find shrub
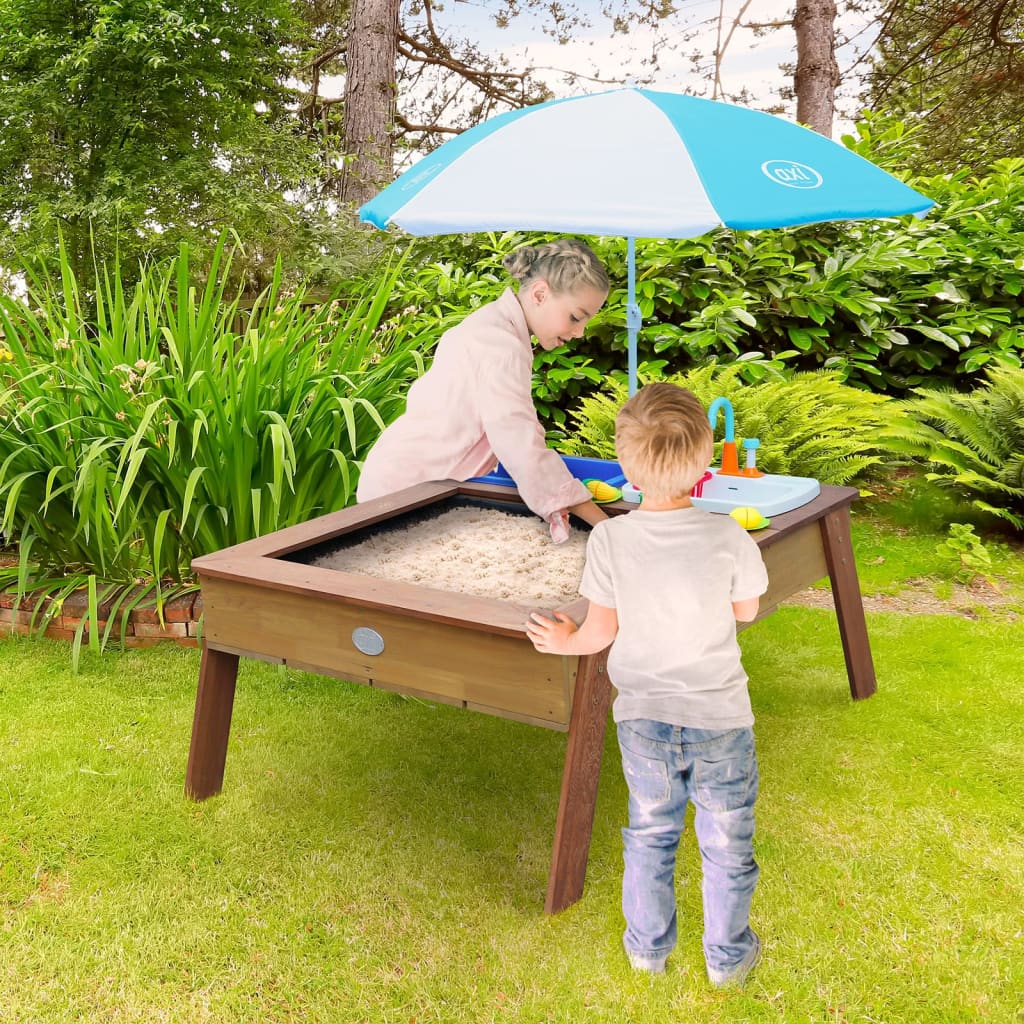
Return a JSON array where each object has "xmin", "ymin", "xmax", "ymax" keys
[
  {"xmin": 559, "ymin": 366, "xmax": 898, "ymax": 486},
  {"xmin": 0, "ymin": 239, "xmax": 425, "ymax": 601},
  {"xmin": 882, "ymin": 366, "xmax": 1024, "ymax": 530},
  {"xmin": 381, "ymin": 119, "xmax": 1024, "ymax": 420}
]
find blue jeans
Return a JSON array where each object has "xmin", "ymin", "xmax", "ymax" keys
[{"xmin": 616, "ymin": 719, "xmax": 760, "ymax": 977}]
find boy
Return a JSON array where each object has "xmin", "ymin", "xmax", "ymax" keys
[{"xmin": 525, "ymin": 382, "xmax": 768, "ymax": 985}]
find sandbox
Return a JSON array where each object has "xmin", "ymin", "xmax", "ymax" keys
[{"xmin": 185, "ymin": 477, "xmax": 875, "ymax": 913}]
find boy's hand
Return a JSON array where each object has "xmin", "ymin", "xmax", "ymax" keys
[{"xmin": 525, "ymin": 611, "xmax": 578, "ymax": 654}]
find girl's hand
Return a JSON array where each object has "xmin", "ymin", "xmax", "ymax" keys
[
  {"xmin": 525, "ymin": 611, "xmax": 578, "ymax": 654},
  {"xmin": 568, "ymin": 498, "xmax": 608, "ymax": 527},
  {"xmin": 547, "ymin": 510, "xmax": 571, "ymax": 544}
]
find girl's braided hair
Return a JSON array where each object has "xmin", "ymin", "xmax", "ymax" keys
[{"xmin": 502, "ymin": 238, "xmax": 609, "ymax": 295}]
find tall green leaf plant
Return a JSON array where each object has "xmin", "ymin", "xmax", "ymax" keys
[{"xmin": 0, "ymin": 238, "xmax": 425, "ymax": 641}]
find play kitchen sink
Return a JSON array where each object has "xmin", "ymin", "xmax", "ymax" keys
[{"xmin": 689, "ymin": 468, "xmax": 820, "ymax": 517}]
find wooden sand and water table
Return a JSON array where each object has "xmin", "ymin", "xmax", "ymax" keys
[{"xmin": 185, "ymin": 478, "xmax": 875, "ymax": 913}]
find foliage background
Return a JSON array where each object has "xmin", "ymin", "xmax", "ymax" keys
[
  {"xmin": 0, "ymin": 0, "xmax": 373, "ymax": 291},
  {"xmin": 0, "ymin": 240, "xmax": 426, "ymax": 592}
]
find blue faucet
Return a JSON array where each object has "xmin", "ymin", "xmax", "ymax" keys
[
  {"xmin": 708, "ymin": 396, "xmax": 735, "ymax": 443},
  {"xmin": 707, "ymin": 396, "xmax": 740, "ymax": 475}
]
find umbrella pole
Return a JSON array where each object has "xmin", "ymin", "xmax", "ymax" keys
[{"xmin": 626, "ymin": 236, "xmax": 641, "ymax": 397}]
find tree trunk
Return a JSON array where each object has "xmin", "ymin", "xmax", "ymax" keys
[
  {"xmin": 340, "ymin": 0, "xmax": 399, "ymax": 208},
  {"xmin": 794, "ymin": 0, "xmax": 840, "ymax": 136}
]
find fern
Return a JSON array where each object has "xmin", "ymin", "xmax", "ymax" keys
[
  {"xmin": 882, "ymin": 367, "xmax": 1024, "ymax": 529},
  {"xmin": 560, "ymin": 367, "xmax": 898, "ymax": 486}
]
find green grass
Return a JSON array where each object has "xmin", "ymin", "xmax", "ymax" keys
[
  {"xmin": 849, "ymin": 510, "xmax": 1024, "ymax": 598},
  {"xmin": 822, "ymin": 472, "xmax": 1024, "ymax": 603},
  {"xmin": 2, "ymin": 600, "xmax": 1023, "ymax": 1022}
]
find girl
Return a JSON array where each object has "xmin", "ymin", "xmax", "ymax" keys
[{"xmin": 357, "ymin": 239, "xmax": 611, "ymax": 541}]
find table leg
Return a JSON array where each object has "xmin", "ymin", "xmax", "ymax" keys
[
  {"xmin": 545, "ymin": 649, "xmax": 613, "ymax": 914},
  {"xmin": 819, "ymin": 507, "xmax": 877, "ymax": 700},
  {"xmin": 185, "ymin": 644, "xmax": 240, "ymax": 800}
]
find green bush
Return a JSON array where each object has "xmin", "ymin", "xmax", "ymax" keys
[
  {"xmin": 381, "ymin": 117, "xmax": 1024, "ymax": 422},
  {"xmin": 0, "ymin": 239, "xmax": 425, "ymax": 600},
  {"xmin": 559, "ymin": 366, "xmax": 898, "ymax": 486},
  {"xmin": 934, "ymin": 523, "xmax": 997, "ymax": 586},
  {"xmin": 882, "ymin": 366, "xmax": 1024, "ymax": 530}
]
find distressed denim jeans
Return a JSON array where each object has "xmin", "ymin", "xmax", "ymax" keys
[{"xmin": 616, "ymin": 719, "xmax": 760, "ymax": 978}]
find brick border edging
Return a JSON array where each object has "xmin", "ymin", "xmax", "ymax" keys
[{"xmin": 0, "ymin": 585, "xmax": 203, "ymax": 648}]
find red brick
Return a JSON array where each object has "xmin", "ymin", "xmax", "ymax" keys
[
  {"xmin": 119, "ymin": 585, "xmax": 160, "ymax": 623},
  {"xmin": 60, "ymin": 588, "xmax": 119, "ymax": 620},
  {"xmin": 43, "ymin": 625, "xmax": 76, "ymax": 642},
  {"xmin": 133, "ymin": 621, "xmax": 189, "ymax": 638},
  {"xmin": 0, "ymin": 592, "xmax": 50, "ymax": 614},
  {"xmin": 122, "ymin": 635, "xmax": 164, "ymax": 648},
  {"xmin": 163, "ymin": 592, "xmax": 198, "ymax": 623},
  {"xmin": 1, "ymin": 581, "xmax": 203, "ymax": 648},
  {"xmin": 60, "ymin": 617, "xmax": 110, "ymax": 634},
  {"xmin": 10, "ymin": 609, "xmax": 48, "ymax": 628}
]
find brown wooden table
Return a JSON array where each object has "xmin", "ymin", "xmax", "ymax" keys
[{"xmin": 185, "ymin": 479, "xmax": 874, "ymax": 913}]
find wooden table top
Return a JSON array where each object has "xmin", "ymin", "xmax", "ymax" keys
[{"xmin": 191, "ymin": 479, "xmax": 859, "ymax": 639}]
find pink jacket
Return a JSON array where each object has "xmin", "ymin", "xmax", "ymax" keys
[{"xmin": 356, "ymin": 288, "xmax": 590, "ymax": 520}]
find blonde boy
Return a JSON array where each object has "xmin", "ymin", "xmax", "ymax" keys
[{"xmin": 526, "ymin": 382, "xmax": 768, "ymax": 985}]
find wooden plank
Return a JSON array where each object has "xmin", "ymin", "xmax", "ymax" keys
[
  {"xmin": 206, "ymin": 641, "xmax": 284, "ymax": 665},
  {"xmin": 192, "ymin": 481, "xmax": 461, "ymax": 566},
  {"xmin": 195, "ymin": 552, "xmax": 541, "ymax": 638},
  {"xmin": 758, "ymin": 525, "xmax": 829, "ymax": 611},
  {"xmin": 464, "ymin": 702, "xmax": 571, "ymax": 732},
  {"xmin": 287, "ymin": 653, "xmax": 575, "ymax": 730},
  {"xmin": 471, "ymin": 480, "xmax": 862, "ymax": 534},
  {"xmin": 201, "ymin": 577, "xmax": 574, "ymax": 725},
  {"xmin": 753, "ymin": 485, "xmax": 859, "ymax": 548},
  {"xmin": 194, "ymin": 484, "xmax": 858, "ymax": 642}
]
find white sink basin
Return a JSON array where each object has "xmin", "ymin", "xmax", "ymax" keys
[{"xmin": 689, "ymin": 469, "xmax": 821, "ymax": 517}]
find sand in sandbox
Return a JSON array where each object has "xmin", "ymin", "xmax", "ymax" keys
[{"xmin": 311, "ymin": 505, "xmax": 588, "ymax": 607}]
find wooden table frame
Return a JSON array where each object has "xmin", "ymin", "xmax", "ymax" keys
[{"xmin": 185, "ymin": 480, "xmax": 875, "ymax": 913}]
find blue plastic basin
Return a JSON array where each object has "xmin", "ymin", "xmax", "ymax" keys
[{"xmin": 470, "ymin": 455, "xmax": 627, "ymax": 489}]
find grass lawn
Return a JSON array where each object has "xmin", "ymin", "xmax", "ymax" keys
[{"xmin": 2, "ymin": 495, "xmax": 1023, "ymax": 1023}]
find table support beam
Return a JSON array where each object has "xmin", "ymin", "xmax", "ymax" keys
[
  {"xmin": 545, "ymin": 649, "xmax": 613, "ymax": 913},
  {"xmin": 185, "ymin": 644, "xmax": 240, "ymax": 800},
  {"xmin": 820, "ymin": 507, "xmax": 877, "ymax": 700}
]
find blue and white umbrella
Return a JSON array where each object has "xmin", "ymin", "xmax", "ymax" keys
[{"xmin": 360, "ymin": 87, "xmax": 934, "ymax": 393}]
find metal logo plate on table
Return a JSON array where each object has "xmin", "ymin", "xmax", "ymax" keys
[{"xmin": 351, "ymin": 626, "xmax": 385, "ymax": 657}]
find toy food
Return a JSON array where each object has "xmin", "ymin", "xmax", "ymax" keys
[
  {"xmin": 729, "ymin": 506, "xmax": 771, "ymax": 530},
  {"xmin": 582, "ymin": 479, "xmax": 623, "ymax": 503}
]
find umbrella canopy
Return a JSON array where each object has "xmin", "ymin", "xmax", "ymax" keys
[{"xmin": 360, "ymin": 87, "xmax": 934, "ymax": 391}]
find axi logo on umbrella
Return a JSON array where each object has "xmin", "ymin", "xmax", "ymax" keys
[{"xmin": 761, "ymin": 161, "xmax": 823, "ymax": 189}]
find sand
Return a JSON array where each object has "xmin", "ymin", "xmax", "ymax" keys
[{"xmin": 311, "ymin": 505, "xmax": 588, "ymax": 607}]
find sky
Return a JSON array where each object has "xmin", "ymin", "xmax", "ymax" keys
[{"xmin": 321, "ymin": 0, "xmax": 878, "ymax": 138}]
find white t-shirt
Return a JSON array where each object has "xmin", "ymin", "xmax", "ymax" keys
[{"xmin": 579, "ymin": 506, "xmax": 769, "ymax": 729}]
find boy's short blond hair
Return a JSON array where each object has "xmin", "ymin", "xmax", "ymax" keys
[{"xmin": 615, "ymin": 383, "xmax": 713, "ymax": 501}]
